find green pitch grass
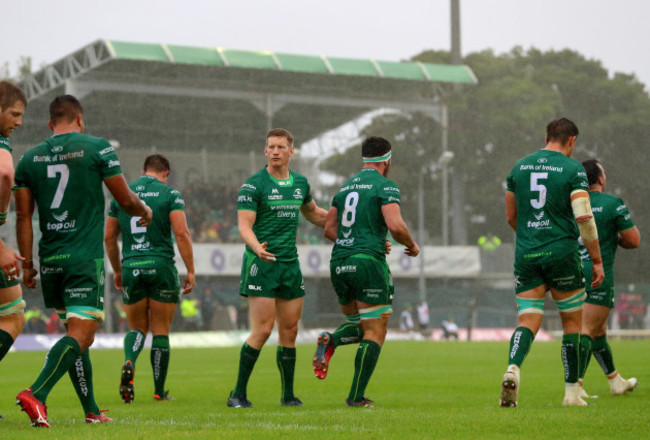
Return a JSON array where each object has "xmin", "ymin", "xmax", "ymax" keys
[{"xmin": 1, "ymin": 339, "xmax": 648, "ymax": 439}]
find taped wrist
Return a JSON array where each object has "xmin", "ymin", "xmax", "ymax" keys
[{"xmin": 571, "ymin": 190, "xmax": 598, "ymax": 242}]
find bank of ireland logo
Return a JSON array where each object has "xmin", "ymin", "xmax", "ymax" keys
[
  {"xmin": 534, "ymin": 211, "xmax": 544, "ymax": 221},
  {"xmin": 136, "ymin": 185, "xmax": 145, "ymax": 191},
  {"xmin": 51, "ymin": 145, "xmax": 63, "ymax": 153},
  {"xmin": 250, "ymin": 263, "xmax": 258, "ymax": 277},
  {"xmin": 537, "ymin": 158, "xmax": 547, "ymax": 164},
  {"xmin": 53, "ymin": 211, "xmax": 69, "ymax": 222}
]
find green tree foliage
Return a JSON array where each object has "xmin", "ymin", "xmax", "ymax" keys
[{"xmin": 320, "ymin": 47, "xmax": 650, "ymax": 282}]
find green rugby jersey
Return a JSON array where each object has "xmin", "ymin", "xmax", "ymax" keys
[
  {"xmin": 108, "ymin": 175, "xmax": 185, "ymax": 264},
  {"xmin": 237, "ymin": 167, "xmax": 313, "ymax": 262},
  {"xmin": 506, "ymin": 149, "xmax": 588, "ymax": 262},
  {"xmin": 0, "ymin": 135, "xmax": 12, "ymax": 152},
  {"xmin": 14, "ymin": 132, "xmax": 123, "ymax": 263},
  {"xmin": 330, "ymin": 168, "xmax": 401, "ymax": 261},
  {"xmin": 579, "ymin": 191, "xmax": 635, "ymax": 289}
]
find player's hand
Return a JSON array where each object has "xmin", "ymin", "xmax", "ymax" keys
[
  {"xmin": 113, "ymin": 272, "xmax": 123, "ymax": 290},
  {"xmin": 182, "ymin": 272, "xmax": 195, "ymax": 295},
  {"xmin": 139, "ymin": 204, "xmax": 153, "ymax": 227},
  {"xmin": 405, "ymin": 242, "xmax": 420, "ymax": 257},
  {"xmin": 385, "ymin": 239, "xmax": 392, "ymax": 255},
  {"xmin": 257, "ymin": 242, "xmax": 277, "ymax": 262},
  {"xmin": 0, "ymin": 245, "xmax": 23, "ymax": 281},
  {"xmin": 22, "ymin": 266, "xmax": 37, "ymax": 289},
  {"xmin": 591, "ymin": 262, "xmax": 605, "ymax": 288}
]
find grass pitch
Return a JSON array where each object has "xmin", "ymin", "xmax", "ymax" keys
[{"xmin": 1, "ymin": 339, "xmax": 648, "ymax": 439}]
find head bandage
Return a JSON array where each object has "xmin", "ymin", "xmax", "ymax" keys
[{"xmin": 363, "ymin": 151, "xmax": 392, "ymax": 163}]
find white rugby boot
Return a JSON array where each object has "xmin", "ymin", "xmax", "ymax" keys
[
  {"xmin": 562, "ymin": 382, "xmax": 589, "ymax": 406},
  {"xmin": 499, "ymin": 365, "xmax": 520, "ymax": 408},
  {"xmin": 609, "ymin": 373, "xmax": 638, "ymax": 396}
]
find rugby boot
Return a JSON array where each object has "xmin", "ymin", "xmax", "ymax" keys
[
  {"xmin": 562, "ymin": 383, "xmax": 589, "ymax": 406},
  {"xmin": 120, "ymin": 360, "xmax": 135, "ymax": 403},
  {"xmin": 313, "ymin": 331, "xmax": 335, "ymax": 379},
  {"xmin": 16, "ymin": 388, "xmax": 50, "ymax": 428},
  {"xmin": 345, "ymin": 397, "xmax": 375, "ymax": 408},
  {"xmin": 153, "ymin": 390, "xmax": 176, "ymax": 401},
  {"xmin": 86, "ymin": 409, "xmax": 113, "ymax": 423},
  {"xmin": 227, "ymin": 392, "xmax": 252, "ymax": 408},
  {"xmin": 280, "ymin": 397, "xmax": 304, "ymax": 407},
  {"xmin": 609, "ymin": 373, "xmax": 638, "ymax": 395},
  {"xmin": 499, "ymin": 365, "xmax": 520, "ymax": 408}
]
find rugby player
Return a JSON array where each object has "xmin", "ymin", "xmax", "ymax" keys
[
  {"xmin": 14, "ymin": 95, "xmax": 152, "ymax": 427},
  {"xmin": 105, "ymin": 154, "xmax": 195, "ymax": 403},
  {"xmin": 227, "ymin": 128, "xmax": 327, "ymax": 408},
  {"xmin": 578, "ymin": 159, "xmax": 640, "ymax": 397},
  {"xmin": 316, "ymin": 136, "xmax": 419, "ymax": 407},
  {"xmin": 500, "ymin": 117, "xmax": 604, "ymax": 407},
  {"xmin": 0, "ymin": 81, "xmax": 27, "ymax": 421}
]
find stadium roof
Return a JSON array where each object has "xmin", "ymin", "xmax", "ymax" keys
[{"xmin": 15, "ymin": 40, "xmax": 477, "ymax": 152}]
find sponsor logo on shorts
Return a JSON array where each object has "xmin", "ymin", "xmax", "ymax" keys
[
  {"xmin": 41, "ymin": 266, "xmax": 64, "ymax": 274},
  {"xmin": 67, "ymin": 287, "xmax": 92, "ymax": 299},
  {"xmin": 553, "ymin": 275, "xmax": 575, "ymax": 286},
  {"xmin": 248, "ymin": 284, "xmax": 262, "ymax": 291},
  {"xmin": 363, "ymin": 289, "xmax": 383, "ymax": 298},
  {"xmin": 335, "ymin": 265, "xmax": 357, "ymax": 274}
]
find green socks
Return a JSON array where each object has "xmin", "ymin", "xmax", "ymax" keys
[
  {"xmin": 124, "ymin": 329, "xmax": 146, "ymax": 365},
  {"xmin": 332, "ymin": 321, "xmax": 363, "ymax": 347},
  {"xmin": 348, "ymin": 339, "xmax": 381, "ymax": 402},
  {"xmin": 232, "ymin": 343, "xmax": 260, "ymax": 397},
  {"xmin": 32, "ymin": 336, "xmax": 81, "ymax": 403},
  {"xmin": 592, "ymin": 335, "xmax": 616, "ymax": 376},
  {"xmin": 277, "ymin": 346, "xmax": 296, "ymax": 402},
  {"xmin": 578, "ymin": 334, "xmax": 593, "ymax": 379},
  {"xmin": 151, "ymin": 335, "xmax": 170, "ymax": 396},
  {"xmin": 562, "ymin": 333, "xmax": 580, "ymax": 383},
  {"xmin": 0, "ymin": 329, "xmax": 14, "ymax": 362},
  {"xmin": 68, "ymin": 349, "xmax": 100, "ymax": 415},
  {"xmin": 507, "ymin": 326, "xmax": 534, "ymax": 367}
]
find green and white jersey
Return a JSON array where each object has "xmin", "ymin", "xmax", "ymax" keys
[
  {"xmin": 0, "ymin": 135, "xmax": 12, "ymax": 153},
  {"xmin": 237, "ymin": 167, "xmax": 313, "ymax": 262},
  {"xmin": 579, "ymin": 191, "xmax": 635, "ymax": 289},
  {"xmin": 14, "ymin": 132, "xmax": 123, "ymax": 263},
  {"xmin": 330, "ymin": 168, "xmax": 401, "ymax": 261},
  {"xmin": 506, "ymin": 149, "xmax": 588, "ymax": 263},
  {"xmin": 108, "ymin": 175, "xmax": 185, "ymax": 264}
]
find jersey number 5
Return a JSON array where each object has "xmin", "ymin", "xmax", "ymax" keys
[{"xmin": 530, "ymin": 172, "xmax": 548, "ymax": 209}]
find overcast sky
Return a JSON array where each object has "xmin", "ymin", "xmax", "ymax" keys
[{"xmin": 2, "ymin": 0, "xmax": 649, "ymax": 89}]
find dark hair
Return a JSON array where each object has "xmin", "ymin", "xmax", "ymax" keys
[
  {"xmin": 50, "ymin": 95, "xmax": 83, "ymax": 125},
  {"xmin": 546, "ymin": 118, "xmax": 579, "ymax": 145},
  {"xmin": 582, "ymin": 159, "xmax": 602, "ymax": 186},
  {"xmin": 266, "ymin": 128, "xmax": 294, "ymax": 146},
  {"xmin": 361, "ymin": 136, "xmax": 392, "ymax": 158},
  {"xmin": 0, "ymin": 80, "xmax": 27, "ymax": 109},
  {"xmin": 144, "ymin": 154, "xmax": 171, "ymax": 173}
]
